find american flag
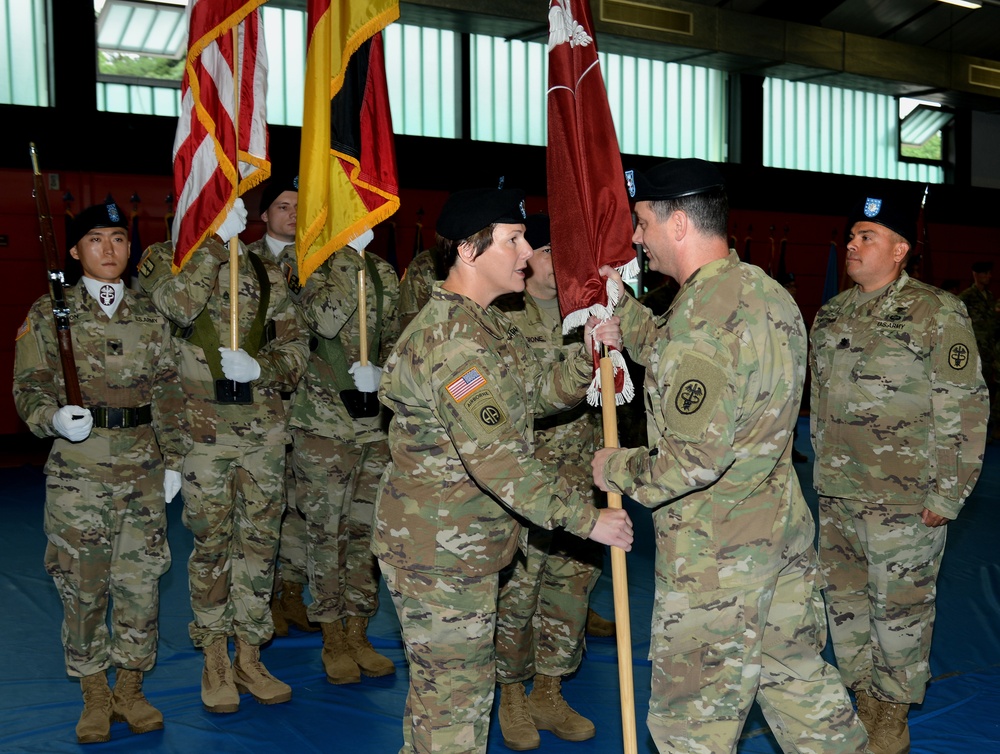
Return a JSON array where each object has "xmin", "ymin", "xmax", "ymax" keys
[
  {"xmin": 171, "ymin": 0, "xmax": 270, "ymax": 271},
  {"xmin": 446, "ymin": 368, "xmax": 486, "ymax": 402}
]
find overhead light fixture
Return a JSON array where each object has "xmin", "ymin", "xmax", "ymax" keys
[{"xmin": 936, "ymin": 0, "xmax": 982, "ymax": 8}]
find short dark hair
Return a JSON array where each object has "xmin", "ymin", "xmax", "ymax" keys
[
  {"xmin": 438, "ymin": 225, "xmax": 497, "ymax": 270},
  {"xmin": 649, "ymin": 186, "xmax": 728, "ymax": 239}
]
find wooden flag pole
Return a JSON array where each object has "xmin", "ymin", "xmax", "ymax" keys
[
  {"xmin": 357, "ymin": 251, "xmax": 369, "ymax": 366},
  {"xmin": 599, "ymin": 349, "xmax": 637, "ymax": 754},
  {"xmin": 228, "ymin": 25, "xmax": 240, "ymax": 350}
]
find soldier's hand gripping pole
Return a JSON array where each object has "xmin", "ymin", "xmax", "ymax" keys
[{"xmin": 30, "ymin": 143, "xmax": 83, "ymax": 407}]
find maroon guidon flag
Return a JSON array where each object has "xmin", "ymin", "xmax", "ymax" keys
[{"xmin": 546, "ymin": 0, "xmax": 636, "ymax": 405}]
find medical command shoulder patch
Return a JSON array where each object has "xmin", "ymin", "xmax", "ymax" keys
[{"xmin": 446, "ymin": 367, "xmax": 487, "ymax": 402}]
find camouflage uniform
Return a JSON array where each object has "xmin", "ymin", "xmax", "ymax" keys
[
  {"xmin": 600, "ymin": 252, "xmax": 867, "ymax": 754},
  {"xmin": 279, "ymin": 245, "xmax": 400, "ymax": 623},
  {"xmin": 397, "ymin": 247, "xmax": 443, "ymax": 330},
  {"xmin": 810, "ymin": 272, "xmax": 988, "ymax": 705},
  {"xmin": 494, "ymin": 292, "xmax": 602, "ymax": 683},
  {"xmin": 139, "ymin": 237, "xmax": 308, "ymax": 648},
  {"xmin": 13, "ymin": 281, "xmax": 183, "ymax": 677},
  {"xmin": 958, "ymin": 282, "xmax": 1000, "ymax": 430},
  {"xmin": 246, "ymin": 237, "xmax": 309, "ymax": 596},
  {"xmin": 374, "ymin": 284, "xmax": 601, "ymax": 754}
]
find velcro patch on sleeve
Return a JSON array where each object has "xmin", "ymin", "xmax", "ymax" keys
[
  {"xmin": 664, "ymin": 351, "xmax": 728, "ymax": 440},
  {"xmin": 138, "ymin": 247, "xmax": 156, "ymax": 278},
  {"xmin": 15, "ymin": 318, "xmax": 30, "ymax": 341},
  {"xmin": 446, "ymin": 367, "xmax": 487, "ymax": 402},
  {"xmin": 942, "ymin": 323, "xmax": 977, "ymax": 384}
]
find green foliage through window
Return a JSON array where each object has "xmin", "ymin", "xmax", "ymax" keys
[{"xmin": 98, "ymin": 52, "xmax": 183, "ymax": 80}]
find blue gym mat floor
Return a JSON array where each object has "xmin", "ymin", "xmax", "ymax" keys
[{"xmin": 1, "ymin": 418, "xmax": 998, "ymax": 753}]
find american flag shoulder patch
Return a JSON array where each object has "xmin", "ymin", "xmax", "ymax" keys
[
  {"xmin": 446, "ymin": 367, "xmax": 487, "ymax": 402},
  {"xmin": 15, "ymin": 318, "xmax": 30, "ymax": 341}
]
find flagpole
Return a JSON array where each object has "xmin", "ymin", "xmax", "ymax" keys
[
  {"xmin": 228, "ymin": 24, "xmax": 241, "ymax": 350},
  {"xmin": 599, "ymin": 350, "xmax": 637, "ymax": 754},
  {"xmin": 357, "ymin": 253, "xmax": 369, "ymax": 366}
]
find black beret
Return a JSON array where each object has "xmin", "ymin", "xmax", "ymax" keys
[
  {"xmin": 847, "ymin": 192, "xmax": 919, "ymax": 246},
  {"xmin": 436, "ymin": 187, "xmax": 527, "ymax": 241},
  {"xmin": 972, "ymin": 261, "xmax": 994, "ymax": 273},
  {"xmin": 625, "ymin": 158, "xmax": 725, "ymax": 202},
  {"xmin": 259, "ymin": 174, "xmax": 299, "ymax": 216},
  {"xmin": 70, "ymin": 202, "xmax": 128, "ymax": 248},
  {"xmin": 523, "ymin": 213, "xmax": 551, "ymax": 250}
]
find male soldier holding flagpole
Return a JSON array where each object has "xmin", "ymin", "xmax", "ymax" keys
[
  {"xmin": 139, "ymin": 199, "xmax": 309, "ymax": 714},
  {"xmin": 593, "ymin": 159, "xmax": 868, "ymax": 754}
]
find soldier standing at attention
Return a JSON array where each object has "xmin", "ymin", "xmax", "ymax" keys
[
  {"xmin": 373, "ymin": 186, "xmax": 633, "ymax": 754},
  {"xmin": 13, "ymin": 202, "xmax": 184, "ymax": 744},
  {"xmin": 139, "ymin": 198, "xmax": 309, "ymax": 714},
  {"xmin": 494, "ymin": 213, "xmax": 606, "ymax": 750},
  {"xmin": 959, "ymin": 260, "xmax": 1000, "ymax": 440},
  {"xmin": 246, "ymin": 175, "xmax": 318, "ymax": 636},
  {"xmin": 810, "ymin": 191, "xmax": 988, "ymax": 754},
  {"xmin": 277, "ymin": 222, "xmax": 400, "ymax": 685},
  {"xmin": 592, "ymin": 159, "xmax": 868, "ymax": 754}
]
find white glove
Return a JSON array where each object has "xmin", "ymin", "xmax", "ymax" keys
[
  {"xmin": 164, "ymin": 469, "xmax": 182, "ymax": 504},
  {"xmin": 52, "ymin": 405, "xmax": 94, "ymax": 442},
  {"xmin": 348, "ymin": 361, "xmax": 383, "ymax": 393},
  {"xmin": 216, "ymin": 198, "xmax": 248, "ymax": 241},
  {"xmin": 347, "ymin": 228, "xmax": 374, "ymax": 253},
  {"xmin": 219, "ymin": 347, "xmax": 262, "ymax": 382}
]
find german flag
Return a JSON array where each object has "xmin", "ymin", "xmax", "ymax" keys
[{"xmin": 296, "ymin": 0, "xmax": 399, "ymax": 283}]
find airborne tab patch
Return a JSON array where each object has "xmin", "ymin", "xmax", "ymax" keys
[{"xmin": 446, "ymin": 367, "xmax": 487, "ymax": 402}]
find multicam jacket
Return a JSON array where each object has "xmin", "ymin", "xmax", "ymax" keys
[
  {"xmin": 810, "ymin": 271, "xmax": 988, "ymax": 518},
  {"xmin": 601, "ymin": 251, "xmax": 815, "ymax": 592},
  {"xmin": 373, "ymin": 284, "xmax": 600, "ymax": 578},
  {"xmin": 139, "ymin": 237, "xmax": 308, "ymax": 450},
  {"xmin": 14, "ymin": 281, "xmax": 185, "ymax": 481}
]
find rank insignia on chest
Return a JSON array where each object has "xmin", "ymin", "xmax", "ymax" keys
[
  {"xmin": 285, "ymin": 265, "xmax": 302, "ymax": 294},
  {"xmin": 949, "ymin": 343, "xmax": 971, "ymax": 370},
  {"xmin": 446, "ymin": 367, "xmax": 487, "ymax": 402}
]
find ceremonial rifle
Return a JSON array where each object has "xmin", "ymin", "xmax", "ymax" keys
[{"xmin": 30, "ymin": 143, "xmax": 83, "ymax": 407}]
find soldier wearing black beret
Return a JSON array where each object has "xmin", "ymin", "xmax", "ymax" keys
[
  {"xmin": 13, "ymin": 201, "xmax": 185, "ymax": 743},
  {"xmin": 595, "ymin": 158, "xmax": 868, "ymax": 753},
  {"xmin": 373, "ymin": 186, "xmax": 632, "ymax": 752},
  {"xmin": 811, "ymin": 187, "xmax": 988, "ymax": 753}
]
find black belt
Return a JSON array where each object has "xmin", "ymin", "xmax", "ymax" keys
[{"xmin": 89, "ymin": 405, "xmax": 153, "ymax": 429}]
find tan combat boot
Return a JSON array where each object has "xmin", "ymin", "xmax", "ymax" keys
[
  {"xmin": 585, "ymin": 608, "xmax": 616, "ymax": 638},
  {"xmin": 112, "ymin": 668, "xmax": 164, "ymax": 734},
  {"xmin": 321, "ymin": 620, "xmax": 361, "ymax": 684},
  {"xmin": 233, "ymin": 636, "xmax": 292, "ymax": 705},
  {"xmin": 201, "ymin": 637, "xmax": 239, "ymax": 714},
  {"xmin": 279, "ymin": 582, "xmax": 320, "ymax": 632},
  {"xmin": 854, "ymin": 689, "xmax": 882, "ymax": 736},
  {"xmin": 345, "ymin": 616, "xmax": 395, "ymax": 677},
  {"xmin": 76, "ymin": 671, "xmax": 113, "ymax": 744},
  {"xmin": 498, "ymin": 682, "xmax": 540, "ymax": 751},
  {"xmin": 527, "ymin": 674, "xmax": 596, "ymax": 742},
  {"xmin": 868, "ymin": 701, "xmax": 910, "ymax": 754}
]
